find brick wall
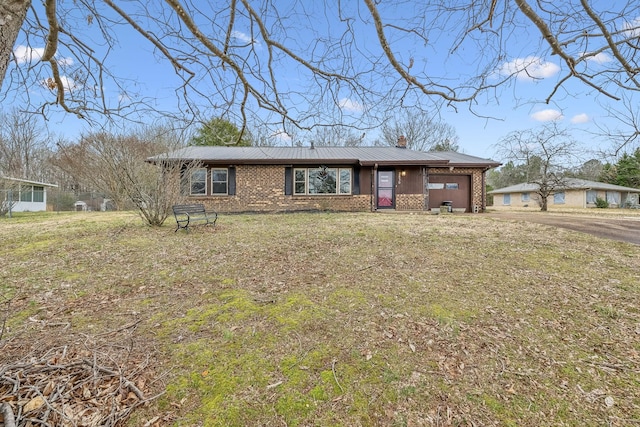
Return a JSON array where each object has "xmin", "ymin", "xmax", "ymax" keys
[
  {"xmin": 190, "ymin": 164, "xmax": 488, "ymax": 213},
  {"xmin": 395, "ymin": 194, "xmax": 424, "ymax": 211},
  {"xmin": 198, "ymin": 165, "xmax": 371, "ymax": 213}
]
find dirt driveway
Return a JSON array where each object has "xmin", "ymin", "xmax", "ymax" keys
[{"xmin": 484, "ymin": 211, "xmax": 640, "ymax": 245}]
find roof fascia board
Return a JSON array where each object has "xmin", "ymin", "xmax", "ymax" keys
[{"xmin": 358, "ymin": 160, "xmax": 450, "ymax": 166}]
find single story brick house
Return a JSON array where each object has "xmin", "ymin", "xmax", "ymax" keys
[
  {"xmin": 489, "ymin": 179, "xmax": 640, "ymax": 209},
  {"xmin": 151, "ymin": 142, "xmax": 501, "ymax": 213},
  {"xmin": 1, "ymin": 177, "xmax": 58, "ymax": 213}
]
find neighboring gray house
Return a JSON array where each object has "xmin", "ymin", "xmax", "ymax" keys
[
  {"xmin": 489, "ymin": 179, "xmax": 640, "ymax": 209},
  {"xmin": 1, "ymin": 177, "xmax": 58, "ymax": 212}
]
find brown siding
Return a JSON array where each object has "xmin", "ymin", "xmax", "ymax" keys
[
  {"xmin": 358, "ymin": 168, "xmax": 372, "ymax": 196},
  {"xmin": 427, "ymin": 174, "xmax": 470, "ymax": 211},
  {"xmin": 428, "ymin": 167, "xmax": 486, "ymax": 212},
  {"xmin": 395, "ymin": 166, "xmax": 423, "ymax": 194}
]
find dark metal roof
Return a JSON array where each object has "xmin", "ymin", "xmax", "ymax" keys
[
  {"xmin": 149, "ymin": 146, "xmax": 501, "ymax": 168},
  {"xmin": 426, "ymin": 151, "xmax": 502, "ymax": 167}
]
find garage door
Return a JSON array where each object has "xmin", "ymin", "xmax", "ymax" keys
[{"xmin": 428, "ymin": 174, "xmax": 471, "ymax": 211}]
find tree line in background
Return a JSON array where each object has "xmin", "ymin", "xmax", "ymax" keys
[
  {"xmin": 2, "ymin": 108, "xmax": 639, "ymax": 220},
  {"xmin": 3, "ymin": 0, "xmax": 640, "ymax": 220},
  {"xmin": 0, "ymin": 109, "xmax": 459, "ymax": 223},
  {"xmin": 489, "ymin": 154, "xmax": 640, "ymax": 191},
  {"xmin": 193, "ymin": 113, "xmax": 460, "ymax": 151}
]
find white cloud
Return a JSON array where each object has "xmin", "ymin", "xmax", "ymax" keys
[
  {"xmin": 232, "ymin": 31, "xmax": 260, "ymax": 47},
  {"xmin": 338, "ymin": 98, "xmax": 363, "ymax": 113},
  {"xmin": 271, "ymin": 129, "xmax": 291, "ymax": 142},
  {"xmin": 570, "ymin": 113, "xmax": 590, "ymax": 124},
  {"xmin": 583, "ymin": 52, "xmax": 612, "ymax": 64},
  {"xmin": 57, "ymin": 56, "xmax": 74, "ymax": 67},
  {"xmin": 497, "ymin": 56, "xmax": 560, "ymax": 81},
  {"xmin": 41, "ymin": 75, "xmax": 79, "ymax": 92},
  {"xmin": 531, "ymin": 109, "xmax": 563, "ymax": 122},
  {"xmin": 13, "ymin": 45, "xmax": 44, "ymax": 64},
  {"xmin": 58, "ymin": 76, "xmax": 78, "ymax": 91},
  {"xmin": 13, "ymin": 44, "xmax": 73, "ymax": 66}
]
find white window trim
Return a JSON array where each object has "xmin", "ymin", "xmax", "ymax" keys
[
  {"xmin": 606, "ymin": 191, "xmax": 620, "ymax": 205},
  {"xmin": 32, "ymin": 186, "xmax": 44, "ymax": 203},
  {"xmin": 190, "ymin": 168, "xmax": 207, "ymax": 196},
  {"xmin": 211, "ymin": 168, "xmax": 229, "ymax": 195},
  {"xmin": 20, "ymin": 185, "xmax": 44, "ymax": 202},
  {"xmin": 20, "ymin": 185, "xmax": 33, "ymax": 202},
  {"xmin": 293, "ymin": 167, "xmax": 352, "ymax": 195},
  {"xmin": 294, "ymin": 168, "xmax": 306, "ymax": 195}
]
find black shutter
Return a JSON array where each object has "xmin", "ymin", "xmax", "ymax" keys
[
  {"xmin": 228, "ymin": 167, "xmax": 236, "ymax": 195},
  {"xmin": 352, "ymin": 167, "xmax": 360, "ymax": 195},
  {"xmin": 180, "ymin": 163, "xmax": 189, "ymax": 195},
  {"xmin": 284, "ymin": 167, "xmax": 293, "ymax": 195}
]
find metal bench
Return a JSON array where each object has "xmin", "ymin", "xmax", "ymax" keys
[{"xmin": 172, "ymin": 204, "xmax": 217, "ymax": 232}]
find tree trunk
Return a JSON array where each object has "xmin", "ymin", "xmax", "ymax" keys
[
  {"xmin": 540, "ymin": 196, "xmax": 548, "ymax": 212},
  {"xmin": 0, "ymin": 0, "xmax": 31, "ymax": 91}
]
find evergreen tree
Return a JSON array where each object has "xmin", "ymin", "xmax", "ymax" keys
[
  {"xmin": 600, "ymin": 149, "xmax": 640, "ymax": 188},
  {"xmin": 190, "ymin": 118, "xmax": 251, "ymax": 147}
]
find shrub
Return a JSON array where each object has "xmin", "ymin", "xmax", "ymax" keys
[{"xmin": 594, "ymin": 197, "xmax": 609, "ymax": 208}]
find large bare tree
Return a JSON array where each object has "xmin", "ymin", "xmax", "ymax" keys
[
  {"xmin": 379, "ymin": 111, "xmax": 459, "ymax": 151},
  {"xmin": 494, "ymin": 122, "xmax": 582, "ymax": 211},
  {"xmin": 1, "ymin": 1, "xmax": 640, "ymax": 144},
  {"xmin": 310, "ymin": 126, "xmax": 366, "ymax": 147},
  {"xmin": 53, "ymin": 125, "xmax": 197, "ymax": 225},
  {"xmin": 0, "ymin": 109, "xmax": 50, "ymax": 180}
]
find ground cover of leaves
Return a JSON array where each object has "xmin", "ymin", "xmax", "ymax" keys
[{"xmin": 1, "ymin": 211, "xmax": 639, "ymax": 426}]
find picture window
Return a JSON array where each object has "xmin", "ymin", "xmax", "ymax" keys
[{"xmin": 293, "ymin": 167, "xmax": 352, "ymax": 195}]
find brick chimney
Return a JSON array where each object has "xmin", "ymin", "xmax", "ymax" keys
[{"xmin": 396, "ymin": 135, "xmax": 407, "ymax": 148}]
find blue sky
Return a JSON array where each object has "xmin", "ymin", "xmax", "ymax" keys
[{"xmin": 4, "ymin": 1, "xmax": 639, "ymax": 161}]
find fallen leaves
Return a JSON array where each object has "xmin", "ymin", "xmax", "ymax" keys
[
  {"xmin": 2, "ymin": 211, "xmax": 640, "ymax": 426},
  {"xmin": 0, "ymin": 346, "xmax": 161, "ymax": 427}
]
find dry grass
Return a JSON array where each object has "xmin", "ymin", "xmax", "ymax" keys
[
  {"xmin": 1, "ymin": 211, "xmax": 639, "ymax": 426},
  {"xmin": 488, "ymin": 205, "xmax": 640, "ymax": 217}
]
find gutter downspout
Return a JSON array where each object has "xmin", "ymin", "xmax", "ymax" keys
[
  {"xmin": 372, "ymin": 163, "xmax": 378, "ymax": 211},
  {"xmin": 481, "ymin": 167, "xmax": 491, "ymax": 213},
  {"xmin": 483, "ymin": 170, "xmax": 486, "ymax": 212},
  {"xmin": 423, "ymin": 166, "xmax": 428, "ymax": 211}
]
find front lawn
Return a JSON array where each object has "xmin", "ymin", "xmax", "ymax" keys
[{"xmin": 1, "ymin": 211, "xmax": 639, "ymax": 426}]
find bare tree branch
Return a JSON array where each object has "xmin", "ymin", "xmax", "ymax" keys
[
  {"xmin": 493, "ymin": 122, "xmax": 583, "ymax": 211},
  {"xmin": 1, "ymin": 0, "xmax": 640, "ymax": 143},
  {"xmin": 364, "ymin": 0, "xmax": 475, "ymax": 103},
  {"xmin": 579, "ymin": 0, "xmax": 640, "ymax": 88}
]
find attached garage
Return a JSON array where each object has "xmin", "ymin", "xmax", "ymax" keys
[
  {"xmin": 150, "ymin": 146, "xmax": 500, "ymax": 213},
  {"xmin": 428, "ymin": 174, "xmax": 471, "ymax": 212}
]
